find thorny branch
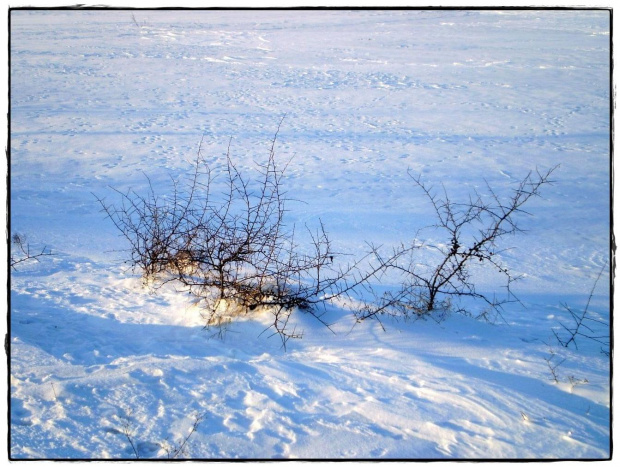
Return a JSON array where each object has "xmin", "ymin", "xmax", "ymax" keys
[
  {"xmin": 356, "ymin": 166, "xmax": 558, "ymax": 324},
  {"xmin": 95, "ymin": 120, "xmax": 383, "ymax": 348},
  {"xmin": 10, "ymin": 233, "xmax": 54, "ymax": 270}
]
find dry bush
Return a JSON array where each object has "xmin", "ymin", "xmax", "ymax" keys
[
  {"xmin": 96, "ymin": 123, "xmax": 379, "ymax": 346},
  {"xmin": 358, "ymin": 166, "xmax": 558, "ymax": 324}
]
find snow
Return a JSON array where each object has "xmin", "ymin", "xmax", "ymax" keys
[{"xmin": 8, "ymin": 8, "xmax": 611, "ymax": 459}]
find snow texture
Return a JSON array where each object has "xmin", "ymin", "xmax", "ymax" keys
[{"xmin": 9, "ymin": 9, "xmax": 611, "ymax": 459}]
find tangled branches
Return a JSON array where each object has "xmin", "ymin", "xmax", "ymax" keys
[
  {"xmin": 96, "ymin": 124, "xmax": 377, "ymax": 347},
  {"xmin": 97, "ymin": 119, "xmax": 558, "ymax": 342},
  {"xmin": 359, "ymin": 166, "xmax": 558, "ymax": 324}
]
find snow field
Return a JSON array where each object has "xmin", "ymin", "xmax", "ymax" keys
[{"xmin": 9, "ymin": 9, "xmax": 610, "ymax": 459}]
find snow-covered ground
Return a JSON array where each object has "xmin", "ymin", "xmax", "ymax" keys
[{"xmin": 8, "ymin": 9, "xmax": 611, "ymax": 459}]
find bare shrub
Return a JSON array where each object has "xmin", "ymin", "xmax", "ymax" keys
[
  {"xmin": 96, "ymin": 123, "xmax": 379, "ymax": 347},
  {"xmin": 358, "ymin": 166, "xmax": 558, "ymax": 323}
]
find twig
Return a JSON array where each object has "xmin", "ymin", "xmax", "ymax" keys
[
  {"xmin": 162, "ymin": 413, "xmax": 205, "ymax": 459},
  {"xmin": 121, "ymin": 418, "xmax": 140, "ymax": 459},
  {"xmin": 10, "ymin": 233, "xmax": 54, "ymax": 270},
  {"xmin": 554, "ymin": 261, "xmax": 608, "ymax": 350}
]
